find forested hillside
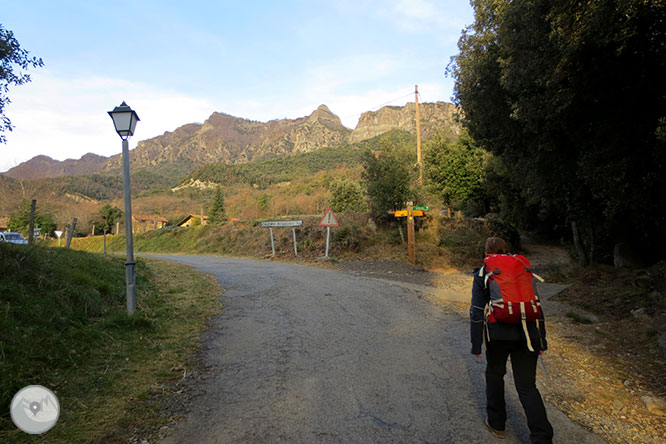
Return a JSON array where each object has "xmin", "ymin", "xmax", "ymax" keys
[{"xmin": 180, "ymin": 130, "xmax": 416, "ymax": 189}]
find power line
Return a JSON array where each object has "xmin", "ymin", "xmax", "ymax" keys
[
  {"xmin": 368, "ymin": 92, "xmax": 415, "ymax": 111},
  {"xmin": 341, "ymin": 91, "xmax": 416, "ymax": 121}
]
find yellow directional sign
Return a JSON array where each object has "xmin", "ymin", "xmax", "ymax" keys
[{"xmin": 394, "ymin": 210, "xmax": 424, "ymax": 217}]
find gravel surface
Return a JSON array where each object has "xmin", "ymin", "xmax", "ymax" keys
[{"xmin": 150, "ymin": 255, "xmax": 605, "ymax": 444}]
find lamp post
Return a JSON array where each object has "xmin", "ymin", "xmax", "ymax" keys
[{"xmin": 108, "ymin": 101, "xmax": 140, "ymax": 315}]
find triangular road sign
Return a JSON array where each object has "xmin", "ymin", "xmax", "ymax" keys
[{"xmin": 319, "ymin": 208, "xmax": 339, "ymax": 227}]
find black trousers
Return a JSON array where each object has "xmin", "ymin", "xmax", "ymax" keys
[{"xmin": 486, "ymin": 339, "xmax": 553, "ymax": 444}]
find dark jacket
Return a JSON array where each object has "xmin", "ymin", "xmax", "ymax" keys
[{"xmin": 470, "ymin": 266, "xmax": 548, "ymax": 355}]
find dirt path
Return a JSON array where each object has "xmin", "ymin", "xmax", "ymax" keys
[
  {"xmin": 334, "ymin": 243, "xmax": 666, "ymax": 444},
  {"xmin": 151, "ymin": 255, "xmax": 603, "ymax": 443}
]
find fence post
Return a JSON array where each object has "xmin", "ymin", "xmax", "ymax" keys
[{"xmin": 65, "ymin": 218, "xmax": 77, "ymax": 248}]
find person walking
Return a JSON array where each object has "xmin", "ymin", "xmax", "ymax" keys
[{"xmin": 470, "ymin": 237, "xmax": 553, "ymax": 443}]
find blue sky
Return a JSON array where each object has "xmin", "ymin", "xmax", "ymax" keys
[{"xmin": 1, "ymin": 0, "xmax": 473, "ymax": 172}]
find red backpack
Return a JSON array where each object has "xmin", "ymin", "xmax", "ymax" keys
[{"xmin": 482, "ymin": 254, "xmax": 544, "ymax": 351}]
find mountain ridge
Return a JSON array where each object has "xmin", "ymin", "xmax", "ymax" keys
[{"xmin": 4, "ymin": 102, "xmax": 459, "ymax": 181}]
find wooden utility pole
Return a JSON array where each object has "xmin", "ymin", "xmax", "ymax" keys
[
  {"xmin": 392, "ymin": 204, "xmax": 427, "ymax": 265},
  {"xmin": 415, "ymin": 85, "xmax": 422, "ymax": 185},
  {"xmin": 407, "ymin": 201, "xmax": 415, "ymax": 265},
  {"xmin": 28, "ymin": 199, "xmax": 36, "ymax": 245},
  {"xmin": 65, "ymin": 217, "xmax": 77, "ymax": 248}
]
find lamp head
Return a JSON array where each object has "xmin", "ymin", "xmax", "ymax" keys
[{"xmin": 108, "ymin": 101, "xmax": 140, "ymax": 140}]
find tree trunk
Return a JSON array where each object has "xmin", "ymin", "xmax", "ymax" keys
[{"xmin": 571, "ymin": 220, "xmax": 588, "ymax": 267}]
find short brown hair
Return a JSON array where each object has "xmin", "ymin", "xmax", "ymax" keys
[{"xmin": 485, "ymin": 237, "xmax": 508, "ymax": 254}]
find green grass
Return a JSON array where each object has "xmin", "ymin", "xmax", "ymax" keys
[{"xmin": 0, "ymin": 243, "xmax": 221, "ymax": 443}]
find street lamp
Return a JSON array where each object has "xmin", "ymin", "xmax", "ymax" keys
[{"xmin": 108, "ymin": 101, "xmax": 140, "ymax": 315}]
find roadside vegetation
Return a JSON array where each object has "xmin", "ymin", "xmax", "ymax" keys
[{"xmin": 0, "ymin": 243, "xmax": 221, "ymax": 443}]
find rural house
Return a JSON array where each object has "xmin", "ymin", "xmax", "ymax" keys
[
  {"xmin": 177, "ymin": 214, "xmax": 208, "ymax": 227},
  {"xmin": 132, "ymin": 214, "xmax": 169, "ymax": 233}
]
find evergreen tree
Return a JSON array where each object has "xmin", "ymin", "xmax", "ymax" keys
[
  {"xmin": 98, "ymin": 204, "xmax": 123, "ymax": 234},
  {"xmin": 208, "ymin": 186, "xmax": 226, "ymax": 224},
  {"xmin": 8, "ymin": 202, "xmax": 56, "ymax": 236}
]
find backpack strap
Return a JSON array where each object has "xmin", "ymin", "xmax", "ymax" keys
[
  {"xmin": 536, "ymin": 320, "xmax": 545, "ymax": 351},
  {"xmin": 483, "ymin": 268, "xmax": 500, "ymax": 288},
  {"xmin": 483, "ymin": 304, "xmax": 492, "ymax": 346},
  {"xmin": 520, "ymin": 302, "xmax": 535, "ymax": 352}
]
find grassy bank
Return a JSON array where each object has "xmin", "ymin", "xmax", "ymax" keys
[
  {"xmin": 0, "ymin": 244, "xmax": 221, "ymax": 442},
  {"xmin": 62, "ymin": 214, "xmax": 519, "ymax": 271}
]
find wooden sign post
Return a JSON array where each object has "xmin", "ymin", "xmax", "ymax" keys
[
  {"xmin": 393, "ymin": 202, "xmax": 428, "ymax": 265},
  {"xmin": 28, "ymin": 199, "xmax": 36, "ymax": 245}
]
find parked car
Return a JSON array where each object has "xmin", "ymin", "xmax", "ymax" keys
[{"xmin": 0, "ymin": 232, "xmax": 28, "ymax": 245}]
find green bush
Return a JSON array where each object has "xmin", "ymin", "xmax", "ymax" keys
[{"xmin": 333, "ymin": 225, "xmax": 368, "ymax": 251}]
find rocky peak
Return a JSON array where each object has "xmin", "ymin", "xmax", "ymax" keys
[
  {"xmin": 315, "ymin": 104, "xmax": 332, "ymax": 114},
  {"xmin": 350, "ymin": 101, "xmax": 460, "ymax": 143},
  {"xmin": 309, "ymin": 104, "xmax": 347, "ymax": 129}
]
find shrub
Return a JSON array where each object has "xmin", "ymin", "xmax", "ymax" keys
[{"xmin": 333, "ymin": 225, "xmax": 368, "ymax": 251}]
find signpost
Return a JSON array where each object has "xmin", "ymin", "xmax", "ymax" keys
[
  {"xmin": 54, "ymin": 230, "xmax": 63, "ymax": 247},
  {"xmin": 319, "ymin": 208, "xmax": 339, "ymax": 258},
  {"xmin": 260, "ymin": 220, "xmax": 302, "ymax": 256},
  {"xmin": 393, "ymin": 202, "xmax": 428, "ymax": 265},
  {"xmin": 394, "ymin": 210, "xmax": 424, "ymax": 217}
]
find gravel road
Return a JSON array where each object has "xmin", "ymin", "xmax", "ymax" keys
[{"xmin": 151, "ymin": 255, "xmax": 605, "ymax": 444}]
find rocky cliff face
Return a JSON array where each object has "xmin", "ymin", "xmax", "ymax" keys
[
  {"xmin": 101, "ymin": 104, "xmax": 351, "ymax": 174},
  {"xmin": 4, "ymin": 101, "xmax": 460, "ymax": 181},
  {"xmin": 350, "ymin": 101, "xmax": 460, "ymax": 143}
]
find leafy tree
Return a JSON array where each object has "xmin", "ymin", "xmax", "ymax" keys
[
  {"xmin": 361, "ymin": 148, "xmax": 414, "ymax": 221},
  {"xmin": 1, "ymin": 25, "xmax": 43, "ymax": 143},
  {"xmin": 424, "ymin": 130, "xmax": 489, "ymax": 210},
  {"xmin": 329, "ymin": 179, "xmax": 367, "ymax": 213},
  {"xmin": 8, "ymin": 202, "xmax": 56, "ymax": 236},
  {"xmin": 450, "ymin": 0, "xmax": 666, "ymax": 264},
  {"xmin": 98, "ymin": 204, "xmax": 123, "ymax": 234},
  {"xmin": 208, "ymin": 186, "xmax": 226, "ymax": 224}
]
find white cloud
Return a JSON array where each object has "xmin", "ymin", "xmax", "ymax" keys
[{"xmin": 1, "ymin": 70, "xmax": 215, "ymax": 172}]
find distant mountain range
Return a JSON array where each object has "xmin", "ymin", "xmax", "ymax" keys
[{"xmin": 3, "ymin": 102, "xmax": 460, "ymax": 181}]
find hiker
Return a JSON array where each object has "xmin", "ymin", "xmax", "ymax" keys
[{"xmin": 470, "ymin": 236, "xmax": 553, "ymax": 443}]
